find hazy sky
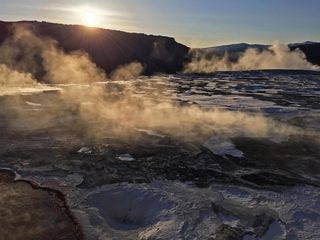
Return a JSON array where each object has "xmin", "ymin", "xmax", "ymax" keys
[{"xmin": 0, "ymin": 0, "xmax": 319, "ymax": 47}]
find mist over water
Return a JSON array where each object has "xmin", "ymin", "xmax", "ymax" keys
[
  {"xmin": 184, "ymin": 42, "xmax": 320, "ymax": 73},
  {"xmin": 0, "ymin": 25, "xmax": 306, "ymax": 142}
]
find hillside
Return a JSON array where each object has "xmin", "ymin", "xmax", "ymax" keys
[
  {"xmin": 290, "ymin": 43, "xmax": 320, "ymax": 66},
  {"xmin": 0, "ymin": 20, "xmax": 189, "ymax": 74}
]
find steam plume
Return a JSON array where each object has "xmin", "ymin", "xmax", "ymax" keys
[
  {"xmin": 0, "ymin": 25, "xmax": 306, "ymax": 142},
  {"xmin": 184, "ymin": 42, "xmax": 320, "ymax": 73}
]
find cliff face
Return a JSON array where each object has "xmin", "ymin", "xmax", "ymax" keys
[
  {"xmin": 0, "ymin": 21, "xmax": 189, "ymax": 74},
  {"xmin": 290, "ymin": 43, "xmax": 320, "ymax": 66}
]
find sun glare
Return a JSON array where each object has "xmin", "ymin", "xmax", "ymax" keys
[{"xmin": 82, "ymin": 8, "xmax": 99, "ymax": 27}]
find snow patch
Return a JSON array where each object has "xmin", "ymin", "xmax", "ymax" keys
[
  {"xmin": 203, "ymin": 136, "xmax": 244, "ymax": 158},
  {"xmin": 78, "ymin": 147, "xmax": 93, "ymax": 154},
  {"xmin": 135, "ymin": 128, "xmax": 165, "ymax": 138},
  {"xmin": 117, "ymin": 154, "xmax": 135, "ymax": 161}
]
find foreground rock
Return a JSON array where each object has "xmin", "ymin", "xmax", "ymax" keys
[{"xmin": 0, "ymin": 169, "xmax": 82, "ymax": 240}]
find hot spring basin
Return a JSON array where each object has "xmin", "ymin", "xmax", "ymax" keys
[{"xmin": 87, "ymin": 186, "xmax": 173, "ymax": 230}]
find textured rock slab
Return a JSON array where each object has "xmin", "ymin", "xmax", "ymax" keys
[{"xmin": 0, "ymin": 169, "xmax": 82, "ymax": 240}]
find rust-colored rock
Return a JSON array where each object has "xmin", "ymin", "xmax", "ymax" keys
[{"xmin": 0, "ymin": 170, "xmax": 82, "ymax": 240}]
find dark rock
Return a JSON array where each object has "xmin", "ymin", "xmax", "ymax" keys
[
  {"xmin": 211, "ymin": 224, "xmax": 244, "ymax": 240},
  {"xmin": 241, "ymin": 172, "xmax": 304, "ymax": 187},
  {"xmin": 232, "ymin": 137, "xmax": 320, "ymax": 183},
  {"xmin": 290, "ymin": 43, "xmax": 320, "ymax": 66}
]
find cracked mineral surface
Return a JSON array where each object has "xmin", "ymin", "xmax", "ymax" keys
[{"xmin": 0, "ymin": 71, "xmax": 319, "ymax": 239}]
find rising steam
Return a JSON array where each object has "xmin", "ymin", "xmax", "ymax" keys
[
  {"xmin": 184, "ymin": 42, "xmax": 320, "ymax": 73},
  {"xmin": 0, "ymin": 25, "xmax": 305, "ymax": 142}
]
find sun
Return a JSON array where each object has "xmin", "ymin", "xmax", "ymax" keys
[{"xmin": 82, "ymin": 8, "xmax": 99, "ymax": 27}]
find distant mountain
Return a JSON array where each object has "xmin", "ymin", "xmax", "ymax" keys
[
  {"xmin": 288, "ymin": 41, "xmax": 318, "ymax": 47},
  {"xmin": 0, "ymin": 20, "xmax": 190, "ymax": 75},
  {"xmin": 201, "ymin": 43, "xmax": 268, "ymax": 55}
]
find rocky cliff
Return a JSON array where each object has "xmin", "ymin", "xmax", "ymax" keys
[
  {"xmin": 0, "ymin": 20, "xmax": 189, "ymax": 75},
  {"xmin": 290, "ymin": 43, "xmax": 320, "ymax": 66}
]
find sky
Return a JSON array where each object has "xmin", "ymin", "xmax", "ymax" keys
[{"xmin": 0, "ymin": 0, "xmax": 319, "ymax": 48}]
